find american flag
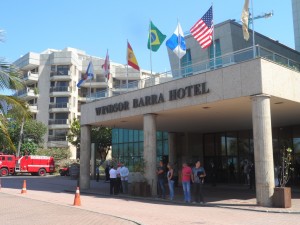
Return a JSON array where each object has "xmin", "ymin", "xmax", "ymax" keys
[{"xmin": 190, "ymin": 6, "xmax": 213, "ymax": 49}]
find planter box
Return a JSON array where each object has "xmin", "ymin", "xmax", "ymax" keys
[{"xmin": 273, "ymin": 187, "xmax": 292, "ymax": 208}]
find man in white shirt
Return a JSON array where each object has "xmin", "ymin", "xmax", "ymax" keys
[
  {"xmin": 109, "ymin": 166, "xmax": 117, "ymax": 195},
  {"xmin": 120, "ymin": 162, "xmax": 130, "ymax": 194}
]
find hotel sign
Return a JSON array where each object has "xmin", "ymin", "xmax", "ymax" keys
[{"xmin": 95, "ymin": 82, "xmax": 209, "ymax": 116}]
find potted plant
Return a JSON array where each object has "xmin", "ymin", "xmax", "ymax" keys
[{"xmin": 273, "ymin": 147, "xmax": 294, "ymax": 208}]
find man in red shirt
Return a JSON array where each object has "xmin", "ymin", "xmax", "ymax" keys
[{"xmin": 181, "ymin": 162, "xmax": 192, "ymax": 203}]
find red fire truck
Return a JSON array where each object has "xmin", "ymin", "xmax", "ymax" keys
[{"xmin": 0, "ymin": 153, "xmax": 55, "ymax": 176}]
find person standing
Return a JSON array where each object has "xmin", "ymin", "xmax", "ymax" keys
[
  {"xmin": 167, "ymin": 163, "xmax": 175, "ymax": 200},
  {"xmin": 105, "ymin": 164, "xmax": 110, "ymax": 182},
  {"xmin": 157, "ymin": 160, "xmax": 166, "ymax": 199},
  {"xmin": 192, "ymin": 160, "xmax": 206, "ymax": 203},
  {"xmin": 181, "ymin": 162, "xmax": 192, "ymax": 203},
  {"xmin": 96, "ymin": 165, "xmax": 100, "ymax": 182},
  {"xmin": 116, "ymin": 163, "xmax": 122, "ymax": 194},
  {"xmin": 109, "ymin": 165, "xmax": 117, "ymax": 195},
  {"xmin": 120, "ymin": 162, "xmax": 129, "ymax": 194}
]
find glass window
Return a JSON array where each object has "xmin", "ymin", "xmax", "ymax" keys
[
  {"xmin": 134, "ymin": 143, "xmax": 139, "ymax": 156},
  {"xmin": 56, "ymin": 97, "xmax": 68, "ymax": 103},
  {"xmin": 48, "ymin": 129, "xmax": 53, "ymax": 135},
  {"xmin": 123, "ymin": 143, "xmax": 128, "ymax": 157},
  {"xmin": 157, "ymin": 141, "xmax": 163, "ymax": 156},
  {"xmin": 133, "ymin": 130, "xmax": 139, "ymax": 142},
  {"xmin": 118, "ymin": 129, "xmax": 124, "ymax": 143},
  {"xmin": 128, "ymin": 130, "xmax": 134, "ymax": 142},
  {"xmin": 139, "ymin": 130, "xmax": 144, "ymax": 142},
  {"xmin": 55, "ymin": 113, "xmax": 68, "ymax": 119},
  {"xmin": 293, "ymin": 127, "xmax": 300, "ymax": 154},
  {"xmin": 204, "ymin": 134, "xmax": 215, "ymax": 156},
  {"xmin": 180, "ymin": 49, "xmax": 192, "ymax": 76},
  {"xmin": 112, "ymin": 129, "xmax": 119, "ymax": 144},
  {"xmin": 227, "ymin": 132, "xmax": 238, "ymax": 156},
  {"xmin": 156, "ymin": 131, "xmax": 162, "ymax": 141},
  {"xmin": 216, "ymin": 133, "xmax": 226, "ymax": 156},
  {"xmin": 57, "ymin": 65, "xmax": 69, "ymax": 75},
  {"xmin": 123, "ymin": 129, "xmax": 129, "ymax": 143}
]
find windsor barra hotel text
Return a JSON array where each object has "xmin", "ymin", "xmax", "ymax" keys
[{"xmin": 95, "ymin": 82, "xmax": 209, "ymax": 116}]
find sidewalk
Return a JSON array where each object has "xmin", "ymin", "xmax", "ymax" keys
[{"xmin": 72, "ymin": 178, "xmax": 300, "ymax": 214}]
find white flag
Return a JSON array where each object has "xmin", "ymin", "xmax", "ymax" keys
[{"xmin": 241, "ymin": 0, "xmax": 250, "ymax": 41}]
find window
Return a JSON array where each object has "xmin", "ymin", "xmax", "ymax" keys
[
  {"xmin": 180, "ymin": 49, "xmax": 192, "ymax": 76},
  {"xmin": 49, "ymin": 129, "xmax": 53, "ymax": 135},
  {"xmin": 50, "ymin": 97, "xmax": 54, "ymax": 103},
  {"xmin": 209, "ymin": 39, "xmax": 222, "ymax": 68},
  {"xmin": 49, "ymin": 113, "xmax": 54, "ymax": 119},
  {"xmin": 57, "ymin": 65, "xmax": 69, "ymax": 75},
  {"xmin": 56, "ymin": 97, "xmax": 68, "ymax": 103}
]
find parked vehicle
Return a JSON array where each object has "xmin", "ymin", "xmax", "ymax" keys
[
  {"xmin": 59, "ymin": 166, "xmax": 70, "ymax": 176},
  {"xmin": 0, "ymin": 153, "xmax": 55, "ymax": 176}
]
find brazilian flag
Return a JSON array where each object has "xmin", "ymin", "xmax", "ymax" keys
[{"xmin": 147, "ymin": 21, "xmax": 167, "ymax": 52}]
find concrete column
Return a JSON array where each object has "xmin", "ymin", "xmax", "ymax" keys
[
  {"xmin": 168, "ymin": 132, "xmax": 176, "ymax": 164},
  {"xmin": 79, "ymin": 125, "xmax": 91, "ymax": 189},
  {"xmin": 90, "ymin": 143, "xmax": 95, "ymax": 179},
  {"xmin": 143, "ymin": 113, "xmax": 157, "ymax": 196},
  {"xmin": 251, "ymin": 94, "xmax": 275, "ymax": 207}
]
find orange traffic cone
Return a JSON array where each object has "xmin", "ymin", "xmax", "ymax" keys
[
  {"xmin": 21, "ymin": 180, "xmax": 27, "ymax": 194},
  {"xmin": 73, "ymin": 186, "xmax": 81, "ymax": 206}
]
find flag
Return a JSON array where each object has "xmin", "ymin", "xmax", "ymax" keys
[
  {"xmin": 147, "ymin": 21, "xmax": 167, "ymax": 52},
  {"xmin": 241, "ymin": 0, "xmax": 250, "ymax": 41},
  {"xmin": 102, "ymin": 50, "xmax": 110, "ymax": 80},
  {"xmin": 166, "ymin": 22, "xmax": 186, "ymax": 59},
  {"xmin": 190, "ymin": 6, "xmax": 213, "ymax": 49},
  {"xmin": 127, "ymin": 41, "xmax": 140, "ymax": 71},
  {"xmin": 77, "ymin": 61, "xmax": 94, "ymax": 88}
]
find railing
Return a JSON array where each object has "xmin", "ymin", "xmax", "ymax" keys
[
  {"xmin": 49, "ymin": 102, "xmax": 69, "ymax": 109},
  {"xmin": 84, "ymin": 45, "xmax": 300, "ymax": 101},
  {"xmin": 48, "ymin": 136, "xmax": 67, "ymax": 141},
  {"xmin": 50, "ymin": 70, "xmax": 71, "ymax": 76},
  {"xmin": 49, "ymin": 86, "xmax": 70, "ymax": 93},
  {"xmin": 48, "ymin": 119, "xmax": 68, "ymax": 125}
]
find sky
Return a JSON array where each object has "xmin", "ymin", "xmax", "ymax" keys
[{"xmin": 0, "ymin": 0, "xmax": 295, "ymax": 74}]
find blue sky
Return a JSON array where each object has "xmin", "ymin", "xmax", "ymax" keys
[{"xmin": 0, "ymin": 0, "xmax": 295, "ymax": 73}]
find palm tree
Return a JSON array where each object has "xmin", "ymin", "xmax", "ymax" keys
[{"xmin": 0, "ymin": 30, "xmax": 29, "ymax": 152}]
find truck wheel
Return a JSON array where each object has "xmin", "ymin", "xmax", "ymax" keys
[
  {"xmin": 0, "ymin": 168, "xmax": 9, "ymax": 177},
  {"xmin": 38, "ymin": 168, "xmax": 46, "ymax": 176}
]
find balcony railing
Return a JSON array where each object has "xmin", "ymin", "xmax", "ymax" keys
[
  {"xmin": 50, "ymin": 70, "xmax": 71, "ymax": 76},
  {"xmin": 48, "ymin": 119, "xmax": 68, "ymax": 125},
  {"xmin": 85, "ymin": 45, "xmax": 300, "ymax": 101},
  {"xmin": 48, "ymin": 136, "xmax": 67, "ymax": 141},
  {"xmin": 49, "ymin": 86, "xmax": 70, "ymax": 93},
  {"xmin": 49, "ymin": 102, "xmax": 69, "ymax": 109}
]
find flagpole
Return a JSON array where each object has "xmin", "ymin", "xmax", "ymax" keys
[
  {"xmin": 126, "ymin": 40, "xmax": 129, "ymax": 91},
  {"xmin": 251, "ymin": 0, "xmax": 256, "ymax": 58},
  {"xmin": 149, "ymin": 19, "xmax": 153, "ymax": 87},
  {"xmin": 212, "ymin": 2, "xmax": 216, "ymax": 69},
  {"xmin": 106, "ymin": 49, "xmax": 109, "ymax": 97},
  {"xmin": 177, "ymin": 19, "xmax": 181, "ymax": 77},
  {"xmin": 89, "ymin": 57, "xmax": 92, "ymax": 101}
]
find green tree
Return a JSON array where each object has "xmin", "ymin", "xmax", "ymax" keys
[
  {"xmin": 7, "ymin": 119, "xmax": 47, "ymax": 146},
  {"xmin": 67, "ymin": 118, "xmax": 112, "ymax": 160},
  {"xmin": 0, "ymin": 30, "xmax": 29, "ymax": 152}
]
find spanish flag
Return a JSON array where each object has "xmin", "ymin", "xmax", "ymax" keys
[{"xmin": 127, "ymin": 41, "xmax": 140, "ymax": 71}]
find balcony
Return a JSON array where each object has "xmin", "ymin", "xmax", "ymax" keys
[
  {"xmin": 23, "ymin": 71, "xmax": 38, "ymax": 85},
  {"xmin": 49, "ymin": 102, "xmax": 70, "ymax": 112},
  {"xmin": 50, "ymin": 70, "xmax": 72, "ymax": 81},
  {"xmin": 15, "ymin": 88, "xmax": 38, "ymax": 101},
  {"xmin": 47, "ymin": 136, "xmax": 68, "ymax": 147},
  {"xmin": 48, "ymin": 119, "xmax": 70, "ymax": 129},
  {"xmin": 49, "ymin": 86, "xmax": 71, "ymax": 96},
  {"xmin": 28, "ymin": 104, "xmax": 38, "ymax": 113},
  {"xmin": 80, "ymin": 80, "xmax": 108, "ymax": 88}
]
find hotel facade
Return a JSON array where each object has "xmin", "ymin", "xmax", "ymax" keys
[{"xmin": 79, "ymin": 20, "xmax": 300, "ymax": 207}]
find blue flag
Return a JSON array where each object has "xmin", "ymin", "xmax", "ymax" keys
[
  {"xmin": 166, "ymin": 22, "xmax": 186, "ymax": 59},
  {"xmin": 77, "ymin": 61, "xmax": 94, "ymax": 88}
]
